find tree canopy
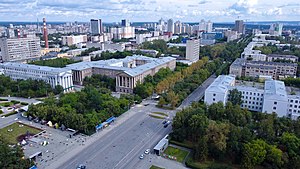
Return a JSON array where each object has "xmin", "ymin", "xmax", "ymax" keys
[{"xmin": 171, "ymin": 102, "xmax": 300, "ymax": 169}]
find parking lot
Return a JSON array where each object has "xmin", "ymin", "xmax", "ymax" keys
[{"xmin": 21, "ymin": 120, "xmax": 88, "ymax": 169}]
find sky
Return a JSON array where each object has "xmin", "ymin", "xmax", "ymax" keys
[{"xmin": 0, "ymin": 0, "xmax": 300, "ymax": 23}]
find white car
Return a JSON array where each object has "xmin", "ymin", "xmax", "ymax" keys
[
  {"xmin": 144, "ymin": 149, "xmax": 150, "ymax": 154},
  {"xmin": 139, "ymin": 154, "xmax": 144, "ymax": 159}
]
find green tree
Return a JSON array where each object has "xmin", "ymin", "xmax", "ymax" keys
[
  {"xmin": 228, "ymin": 89, "xmax": 243, "ymax": 105},
  {"xmin": 241, "ymin": 139, "xmax": 267, "ymax": 169}
]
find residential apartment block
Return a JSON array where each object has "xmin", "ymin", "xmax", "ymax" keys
[
  {"xmin": 0, "ymin": 36, "xmax": 41, "ymax": 62},
  {"xmin": 230, "ymin": 58, "xmax": 297, "ymax": 79},
  {"xmin": 0, "ymin": 62, "xmax": 73, "ymax": 92},
  {"xmin": 205, "ymin": 75, "xmax": 300, "ymax": 119}
]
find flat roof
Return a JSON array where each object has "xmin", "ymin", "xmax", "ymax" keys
[{"xmin": 0, "ymin": 62, "xmax": 71, "ymax": 74}]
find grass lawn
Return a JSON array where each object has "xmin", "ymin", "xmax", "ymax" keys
[
  {"xmin": 149, "ymin": 114, "xmax": 165, "ymax": 119},
  {"xmin": 186, "ymin": 157, "xmax": 240, "ymax": 169},
  {"xmin": 152, "ymin": 112, "xmax": 168, "ymax": 117},
  {"xmin": 164, "ymin": 146, "xmax": 189, "ymax": 163},
  {"xmin": 0, "ymin": 101, "xmax": 14, "ymax": 107},
  {"xmin": 150, "ymin": 165, "xmax": 165, "ymax": 169},
  {"xmin": 0, "ymin": 122, "xmax": 42, "ymax": 144}
]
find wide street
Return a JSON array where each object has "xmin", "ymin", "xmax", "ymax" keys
[{"xmin": 48, "ymin": 74, "xmax": 216, "ymax": 169}]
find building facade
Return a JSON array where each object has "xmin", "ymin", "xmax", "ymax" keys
[
  {"xmin": 186, "ymin": 39, "xmax": 200, "ymax": 62},
  {"xmin": 61, "ymin": 35, "xmax": 87, "ymax": 46},
  {"xmin": 90, "ymin": 19, "xmax": 103, "ymax": 35},
  {"xmin": 66, "ymin": 55, "xmax": 176, "ymax": 93},
  {"xmin": 205, "ymin": 75, "xmax": 300, "ymax": 119},
  {"xmin": 235, "ymin": 20, "xmax": 245, "ymax": 34},
  {"xmin": 0, "ymin": 36, "xmax": 41, "ymax": 62},
  {"xmin": 0, "ymin": 62, "xmax": 73, "ymax": 92}
]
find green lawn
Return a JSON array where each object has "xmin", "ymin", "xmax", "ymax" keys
[
  {"xmin": 150, "ymin": 165, "xmax": 164, "ymax": 169},
  {"xmin": 0, "ymin": 122, "xmax": 42, "ymax": 144},
  {"xmin": 185, "ymin": 157, "xmax": 239, "ymax": 169},
  {"xmin": 149, "ymin": 114, "xmax": 165, "ymax": 119},
  {"xmin": 152, "ymin": 112, "xmax": 168, "ymax": 117},
  {"xmin": 0, "ymin": 101, "xmax": 14, "ymax": 107},
  {"xmin": 164, "ymin": 146, "xmax": 189, "ymax": 163}
]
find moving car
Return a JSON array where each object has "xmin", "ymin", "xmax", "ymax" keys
[
  {"xmin": 164, "ymin": 121, "xmax": 171, "ymax": 128},
  {"xmin": 77, "ymin": 164, "xmax": 86, "ymax": 169}
]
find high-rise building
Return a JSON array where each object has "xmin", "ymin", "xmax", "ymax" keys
[
  {"xmin": 269, "ymin": 23, "xmax": 283, "ymax": 36},
  {"xmin": 121, "ymin": 19, "xmax": 130, "ymax": 27},
  {"xmin": 167, "ymin": 19, "xmax": 174, "ymax": 33},
  {"xmin": 198, "ymin": 20, "xmax": 213, "ymax": 33},
  {"xmin": 90, "ymin": 19, "xmax": 103, "ymax": 35},
  {"xmin": 235, "ymin": 20, "xmax": 245, "ymax": 34},
  {"xmin": 206, "ymin": 20, "xmax": 213, "ymax": 33},
  {"xmin": 174, "ymin": 21, "xmax": 182, "ymax": 34},
  {"xmin": 0, "ymin": 36, "xmax": 41, "ymax": 62},
  {"xmin": 186, "ymin": 39, "xmax": 200, "ymax": 62}
]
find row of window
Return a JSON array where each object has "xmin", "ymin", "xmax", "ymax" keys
[{"xmin": 241, "ymin": 91, "xmax": 263, "ymax": 96}]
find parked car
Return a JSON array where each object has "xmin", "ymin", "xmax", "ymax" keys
[
  {"xmin": 144, "ymin": 149, "xmax": 150, "ymax": 154},
  {"xmin": 139, "ymin": 154, "xmax": 144, "ymax": 159}
]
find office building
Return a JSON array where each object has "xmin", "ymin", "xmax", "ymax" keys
[
  {"xmin": 186, "ymin": 39, "xmax": 200, "ymax": 62},
  {"xmin": 62, "ymin": 35, "xmax": 88, "ymax": 46},
  {"xmin": 91, "ymin": 19, "xmax": 103, "ymax": 35},
  {"xmin": 167, "ymin": 19, "xmax": 174, "ymax": 33},
  {"xmin": 121, "ymin": 19, "xmax": 130, "ymax": 27},
  {"xmin": 235, "ymin": 20, "xmax": 245, "ymax": 34},
  {"xmin": 205, "ymin": 75, "xmax": 300, "ymax": 119},
  {"xmin": 66, "ymin": 55, "xmax": 176, "ymax": 93},
  {"xmin": 0, "ymin": 62, "xmax": 73, "ymax": 92},
  {"xmin": 0, "ymin": 36, "xmax": 41, "ymax": 62}
]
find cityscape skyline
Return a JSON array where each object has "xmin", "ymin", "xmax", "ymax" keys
[{"xmin": 0, "ymin": 0, "xmax": 300, "ymax": 22}]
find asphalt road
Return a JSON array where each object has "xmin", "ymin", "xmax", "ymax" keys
[
  {"xmin": 53, "ymin": 102, "xmax": 172, "ymax": 169},
  {"xmin": 179, "ymin": 74, "xmax": 216, "ymax": 109},
  {"xmin": 51, "ymin": 74, "xmax": 216, "ymax": 169}
]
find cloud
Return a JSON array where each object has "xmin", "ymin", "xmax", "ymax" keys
[
  {"xmin": 199, "ymin": 0, "xmax": 210, "ymax": 5},
  {"xmin": 228, "ymin": 0, "xmax": 258, "ymax": 14}
]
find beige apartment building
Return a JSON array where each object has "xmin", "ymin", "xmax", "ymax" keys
[{"xmin": 230, "ymin": 58, "xmax": 297, "ymax": 79}]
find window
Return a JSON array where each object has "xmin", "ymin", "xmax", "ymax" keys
[
  {"xmin": 295, "ymin": 105, "xmax": 297, "ymax": 108},
  {"xmin": 246, "ymin": 96, "xmax": 248, "ymax": 99},
  {"xmin": 291, "ymin": 100, "xmax": 294, "ymax": 103},
  {"xmin": 246, "ymin": 92, "xmax": 248, "ymax": 95},
  {"xmin": 290, "ymin": 105, "xmax": 293, "ymax": 107},
  {"xmin": 296, "ymin": 100, "xmax": 299, "ymax": 103},
  {"xmin": 254, "ymin": 93, "xmax": 256, "ymax": 96},
  {"xmin": 213, "ymin": 98, "xmax": 215, "ymax": 101},
  {"xmin": 294, "ymin": 110, "xmax": 297, "ymax": 113},
  {"xmin": 250, "ymin": 97, "xmax": 252, "ymax": 99},
  {"xmin": 273, "ymin": 107, "xmax": 276, "ymax": 110},
  {"xmin": 257, "ymin": 93, "xmax": 260, "ymax": 96},
  {"xmin": 245, "ymin": 101, "xmax": 248, "ymax": 103},
  {"xmin": 213, "ymin": 94, "xmax": 216, "ymax": 96},
  {"xmin": 274, "ymin": 102, "xmax": 277, "ymax": 105},
  {"xmin": 250, "ymin": 92, "xmax": 252, "ymax": 95},
  {"xmin": 289, "ymin": 109, "xmax": 292, "ymax": 112}
]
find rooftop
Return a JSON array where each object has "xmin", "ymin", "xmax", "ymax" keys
[
  {"xmin": 206, "ymin": 75, "xmax": 235, "ymax": 93},
  {"xmin": 0, "ymin": 62, "xmax": 71, "ymax": 74}
]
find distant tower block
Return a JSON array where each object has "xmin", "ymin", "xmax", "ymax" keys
[{"xmin": 43, "ymin": 18, "xmax": 49, "ymax": 48}]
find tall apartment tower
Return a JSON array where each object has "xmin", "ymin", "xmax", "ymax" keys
[
  {"xmin": 186, "ymin": 39, "xmax": 200, "ymax": 62},
  {"xmin": 121, "ymin": 19, "xmax": 130, "ymax": 27},
  {"xmin": 90, "ymin": 19, "xmax": 103, "ymax": 35},
  {"xmin": 0, "ymin": 36, "xmax": 41, "ymax": 62},
  {"xmin": 167, "ymin": 19, "xmax": 174, "ymax": 33},
  {"xmin": 235, "ymin": 20, "xmax": 245, "ymax": 34},
  {"xmin": 43, "ymin": 18, "xmax": 49, "ymax": 48},
  {"xmin": 269, "ymin": 23, "xmax": 283, "ymax": 36}
]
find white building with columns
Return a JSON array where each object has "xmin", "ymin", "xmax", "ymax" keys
[{"xmin": 0, "ymin": 62, "xmax": 73, "ymax": 92}]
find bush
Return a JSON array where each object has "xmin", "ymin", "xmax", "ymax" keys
[
  {"xmin": 0, "ymin": 110, "xmax": 3, "ymax": 114},
  {"xmin": 3, "ymin": 111, "xmax": 18, "ymax": 117},
  {"xmin": 20, "ymin": 102, "xmax": 29, "ymax": 106},
  {"xmin": 11, "ymin": 100, "xmax": 20, "ymax": 104},
  {"xmin": 0, "ymin": 98, "xmax": 8, "ymax": 101}
]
